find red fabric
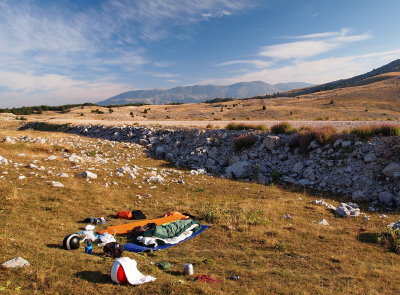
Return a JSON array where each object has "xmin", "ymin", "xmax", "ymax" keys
[
  {"xmin": 117, "ymin": 265, "xmax": 127, "ymax": 284},
  {"xmin": 117, "ymin": 211, "xmax": 132, "ymax": 219},
  {"xmin": 194, "ymin": 274, "xmax": 223, "ymax": 283}
]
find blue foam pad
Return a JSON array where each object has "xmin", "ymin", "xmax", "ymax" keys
[{"xmin": 123, "ymin": 225, "xmax": 210, "ymax": 252}]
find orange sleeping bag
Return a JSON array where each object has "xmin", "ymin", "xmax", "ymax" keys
[{"xmin": 98, "ymin": 212, "xmax": 187, "ymax": 235}]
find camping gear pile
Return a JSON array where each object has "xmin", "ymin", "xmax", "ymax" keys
[{"xmin": 61, "ymin": 210, "xmax": 209, "ymax": 285}]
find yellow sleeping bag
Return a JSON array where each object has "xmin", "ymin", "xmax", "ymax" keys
[{"xmin": 98, "ymin": 212, "xmax": 187, "ymax": 235}]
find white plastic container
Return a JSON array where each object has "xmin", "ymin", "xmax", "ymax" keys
[{"xmin": 183, "ymin": 263, "xmax": 194, "ymax": 275}]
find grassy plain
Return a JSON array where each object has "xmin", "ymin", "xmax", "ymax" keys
[
  {"xmin": 19, "ymin": 72, "xmax": 400, "ymax": 125},
  {"xmin": 0, "ymin": 121, "xmax": 399, "ymax": 294}
]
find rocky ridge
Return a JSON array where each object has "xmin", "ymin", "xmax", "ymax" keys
[{"xmin": 21, "ymin": 122, "xmax": 400, "ymax": 207}]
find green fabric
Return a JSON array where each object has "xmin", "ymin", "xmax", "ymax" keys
[{"xmin": 142, "ymin": 219, "xmax": 200, "ymax": 239}]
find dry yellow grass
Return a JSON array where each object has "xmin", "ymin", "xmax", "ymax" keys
[
  {"xmin": 0, "ymin": 120, "xmax": 400, "ymax": 294},
  {"xmin": 19, "ymin": 72, "xmax": 400, "ymax": 125}
]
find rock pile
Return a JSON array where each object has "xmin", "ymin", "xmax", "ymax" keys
[{"xmin": 21, "ymin": 122, "xmax": 400, "ymax": 207}]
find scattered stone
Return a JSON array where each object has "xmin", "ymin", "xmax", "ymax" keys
[
  {"xmin": 283, "ymin": 213, "xmax": 293, "ymax": 219},
  {"xmin": 47, "ymin": 155, "xmax": 57, "ymax": 160},
  {"xmin": 312, "ymin": 199, "xmax": 336, "ymax": 210},
  {"xmin": 18, "ymin": 175, "xmax": 26, "ymax": 180},
  {"xmin": 51, "ymin": 181, "xmax": 64, "ymax": 188},
  {"xmin": 387, "ymin": 221, "xmax": 400, "ymax": 230},
  {"xmin": 2, "ymin": 256, "xmax": 30, "ymax": 268},
  {"xmin": 189, "ymin": 169, "xmax": 207, "ymax": 175},
  {"xmin": 0, "ymin": 155, "xmax": 9, "ymax": 165},
  {"xmin": 77, "ymin": 171, "xmax": 98, "ymax": 179},
  {"xmin": 147, "ymin": 175, "xmax": 164, "ymax": 184},
  {"xmin": 4, "ymin": 136, "xmax": 15, "ymax": 144},
  {"xmin": 319, "ymin": 219, "xmax": 329, "ymax": 226},
  {"xmin": 335, "ymin": 202, "xmax": 360, "ymax": 217},
  {"xmin": 57, "ymin": 173, "xmax": 69, "ymax": 178}
]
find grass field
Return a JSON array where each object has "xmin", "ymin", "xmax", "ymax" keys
[
  {"xmin": 16, "ymin": 72, "xmax": 400, "ymax": 125},
  {"xmin": 0, "ymin": 120, "xmax": 400, "ymax": 295}
]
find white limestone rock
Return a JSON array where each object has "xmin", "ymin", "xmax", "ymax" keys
[
  {"xmin": 51, "ymin": 181, "xmax": 65, "ymax": 188},
  {"xmin": 2, "ymin": 256, "xmax": 30, "ymax": 268},
  {"xmin": 0, "ymin": 155, "xmax": 9, "ymax": 165},
  {"xmin": 77, "ymin": 171, "xmax": 98, "ymax": 179},
  {"xmin": 335, "ymin": 202, "xmax": 360, "ymax": 217}
]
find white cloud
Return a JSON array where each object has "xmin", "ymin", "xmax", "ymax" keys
[
  {"xmin": 259, "ymin": 30, "xmax": 371, "ymax": 59},
  {"xmin": 216, "ymin": 60, "xmax": 273, "ymax": 68},
  {"xmin": 201, "ymin": 49, "xmax": 400, "ymax": 85},
  {"xmin": 0, "ymin": 70, "xmax": 130, "ymax": 107}
]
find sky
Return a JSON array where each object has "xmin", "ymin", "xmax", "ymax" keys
[{"xmin": 1, "ymin": 0, "xmax": 400, "ymax": 107}]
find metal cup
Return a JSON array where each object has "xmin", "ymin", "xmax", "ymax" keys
[{"xmin": 183, "ymin": 263, "xmax": 194, "ymax": 275}]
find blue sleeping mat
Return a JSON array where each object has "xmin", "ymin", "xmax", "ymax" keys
[{"xmin": 124, "ymin": 225, "xmax": 210, "ymax": 252}]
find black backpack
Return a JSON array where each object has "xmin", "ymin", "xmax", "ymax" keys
[{"xmin": 103, "ymin": 242, "xmax": 123, "ymax": 258}]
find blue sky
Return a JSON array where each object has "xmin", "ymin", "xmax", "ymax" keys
[{"xmin": 1, "ymin": 0, "xmax": 400, "ymax": 107}]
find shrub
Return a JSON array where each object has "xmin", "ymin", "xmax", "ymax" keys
[
  {"xmin": 108, "ymin": 108, "xmax": 114, "ymax": 113},
  {"xmin": 206, "ymin": 124, "xmax": 213, "ymax": 129},
  {"xmin": 289, "ymin": 126, "xmax": 338, "ymax": 153},
  {"xmin": 379, "ymin": 226, "xmax": 400, "ymax": 254},
  {"xmin": 271, "ymin": 122, "xmax": 296, "ymax": 134},
  {"xmin": 226, "ymin": 123, "xmax": 269, "ymax": 131},
  {"xmin": 349, "ymin": 124, "xmax": 400, "ymax": 140},
  {"xmin": 233, "ymin": 134, "xmax": 258, "ymax": 151}
]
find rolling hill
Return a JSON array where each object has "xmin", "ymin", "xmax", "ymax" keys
[{"xmin": 98, "ymin": 81, "xmax": 313, "ymax": 105}]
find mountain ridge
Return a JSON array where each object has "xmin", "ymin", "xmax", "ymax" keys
[
  {"xmin": 98, "ymin": 81, "xmax": 313, "ymax": 105},
  {"xmin": 281, "ymin": 59, "xmax": 400, "ymax": 97}
]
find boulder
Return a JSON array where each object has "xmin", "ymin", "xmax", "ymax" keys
[
  {"xmin": 205, "ymin": 158, "xmax": 216, "ymax": 168},
  {"xmin": 225, "ymin": 161, "xmax": 252, "ymax": 179},
  {"xmin": 263, "ymin": 135, "xmax": 280, "ymax": 151},
  {"xmin": 351, "ymin": 190, "xmax": 367, "ymax": 202},
  {"xmin": 303, "ymin": 168, "xmax": 316, "ymax": 181},
  {"xmin": 155, "ymin": 146, "xmax": 165, "ymax": 157},
  {"xmin": 364, "ymin": 153, "xmax": 376, "ymax": 163},
  {"xmin": 382, "ymin": 162, "xmax": 400, "ymax": 177},
  {"xmin": 335, "ymin": 202, "xmax": 360, "ymax": 217},
  {"xmin": 292, "ymin": 162, "xmax": 303, "ymax": 174},
  {"xmin": 378, "ymin": 191, "xmax": 394, "ymax": 206}
]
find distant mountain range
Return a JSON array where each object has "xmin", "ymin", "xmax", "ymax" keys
[
  {"xmin": 98, "ymin": 81, "xmax": 314, "ymax": 105},
  {"xmin": 283, "ymin": 59, "xmax": 400, "ymax": 97}
]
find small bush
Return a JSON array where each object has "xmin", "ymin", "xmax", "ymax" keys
[
  {"xmin": 206, "ymin": 124, "xmax": 213, "ymax": 129},
  {"xmin": 233, "ymin": 134, "xmax": 258, "ymax": 151},
  {"xmin": 226, "ymin": 123, "xmax": 268, "ymax": 131},
  {"xmin": 379, "ymin": 226, "xmax": 400, "ymax": 254},
  {"xmin": 271, "ymin": 122, "xmax": 296, "ymax": 134},
  {"xmin": 349, "ymin": 124, "xmax": 400, "ymax": 140},
  {"xmin": 288, "ymin": 126, "xmax": 337, "ymax": 153},
  {"xmin": 91, "ymin": 109, "xmax": 104, "ymax": 114}
]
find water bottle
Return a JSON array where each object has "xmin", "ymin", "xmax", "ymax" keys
[{"xmin": 85, "ymin": 242, "xmax": 93, "ymax": 254}]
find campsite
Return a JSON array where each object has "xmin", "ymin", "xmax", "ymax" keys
[{"xmin": 1, "ymin": 119, "xmax": 400, "ymax": 294}]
